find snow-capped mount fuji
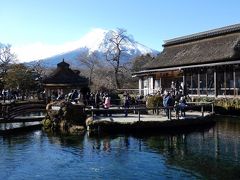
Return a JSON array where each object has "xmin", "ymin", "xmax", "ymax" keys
[{"xmin": 27, "ymin": 28, "xmax": 159, "ymax": 68}]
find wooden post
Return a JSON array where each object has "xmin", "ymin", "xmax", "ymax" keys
[
  {"xmin": 201, "ymin": 105, "xmax": 204, "ymax": 117},
  {"xmin": 183, "ymin": 72, "xmax": 186, "ymax": 95},
  {"xmin": 205, "ymin": 72, "xmax": 208, "ymax": 95},
  {"xmin": 139, "ymin": 78, "xmax": 143, "ymax": 95},
  {"xmin": 169, "ymin": 108, "xmax": 172, "ymax": 120},
  {"xmin": 190, "ymin": 72, "xmax": 193, "ymax": 95},
  {"xmin": 160, "ymin": 77, "xmax": 162, "ymax": 92},
  {"xmin": 214, "ymin": 69, "xmax": 217, "ymax": 97},
  {"xmin": 197, "ymin": 72, "xmax": 200, "ymax": 96},
  {"xmin": 224, "ymin": 70, "xmax": 226, "ymax": 96},
  {"xmin": 138, "ymin": 109, "xmax": 141, "ymax": 121},
  {"xmin": 91, "ymin": 107, "xmax": 94, "ymax": 120},
  {"xmin": 211, "ymin": 103, "xmax": 214, "ymax": 114},
  {"xmin": 233, "ymin": 69, "xmax": 236, "ymax": 96}
]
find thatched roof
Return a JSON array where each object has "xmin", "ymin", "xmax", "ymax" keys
[
  {"xmin": 143, "ymin": 24, "xmax": 240, "ymax": 71},
  {"xmin": 42, "ymin": 60, "xmax": 88, "ymax": 87}
]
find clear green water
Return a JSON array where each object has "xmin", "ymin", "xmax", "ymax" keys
[{"xmin": 0, "ymin": 116, "xmax": 240, "ymax": 180}]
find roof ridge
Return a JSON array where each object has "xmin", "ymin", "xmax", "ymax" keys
[{"xmin": 164, "ymin": 23, "xmax": 240, "ymax": 46}]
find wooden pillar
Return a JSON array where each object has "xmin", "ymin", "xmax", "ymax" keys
[
  {"xmin": 224, "ymin": 70, "xmax": 226, "ymax": 96},
  {"xmin": 233, "ymin": 68, "xmax": 236, "ymax": 96},
  {"xmin": 190, "ymin": 73, "xmax": 193, "ymax": 95},
  {"xmin": 149, "ymin": 76, "xmax": 154, "ymax": 95},
  {"xmin": 205, "ymin": 72, "xmax": 208, "ymax": 95},
  {"xmin": 160, "ymin": 77, "xmax": 162, "ymax": 92},
  {"xmin": 147, "ymin": 76, "xmax": 150, "ymax": 95},
  {"xmin": 139, "ymin": 78, "xmax": 143, "ymax": 95},
  {"xmin": 197, "ymin": 71, "xmax": 200, "ymax": 96},
  {"xmin": 214, "ymin": 68, "xmax": 217, "ymax": 97},
  {"xmin": 201, "ymin": 105, "xmax": 204, "ymax": 117},
  {"xmin": 182, "ymin": 71, "xmax": 186, "ymax": 96},
  {"xmin": 138, "ymin": 109, "xmax": 141, "ymax": 121}
]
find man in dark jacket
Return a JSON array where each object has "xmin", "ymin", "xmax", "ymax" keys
[{"xmin": 163, "ymin": 91, "xmax": 172, "ymax": 119}]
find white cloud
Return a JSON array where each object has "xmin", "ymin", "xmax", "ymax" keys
[{"xmin": 12, "ymin": 28, "xmax": 108, "ymax": 62}]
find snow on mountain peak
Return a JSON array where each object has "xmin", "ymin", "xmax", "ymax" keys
[
  {"xmin": 24, "ymin": 28, "xmax": 159, "ymax": 67},
  {"xmin": 77, "ymin": 28, "xmax": 108, "ymax": 52}
]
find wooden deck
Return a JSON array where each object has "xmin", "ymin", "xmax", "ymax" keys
[
  {"xmin": 88, "ymin": 108, "xmax": 215, "ymax": 134},
  {"xmin": 93, "ymin": 111, "xmax": 211, "ymax": 123}
]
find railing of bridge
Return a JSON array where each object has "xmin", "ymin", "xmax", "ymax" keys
[{"xmin": 0, "ymin": 101, "xmax": 46, "ymax": 121}]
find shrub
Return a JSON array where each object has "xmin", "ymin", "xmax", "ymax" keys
[
  {"xmin": 146, "ymin": 95, "xmax": 163, "ymax": 108},
  {"xmin": 191, "ymin": 96, "xmax": 240, "ymax": 110}
]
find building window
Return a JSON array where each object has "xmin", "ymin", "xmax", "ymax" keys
[
  {"xmin": 236, "ymin": 68, "xmax": 240, "ymax": 95},
  {"xmin": 225, "ymin": 67, "xmax": 234, "ymax": 95},
  {"xmin": 217, "ymin": 70, "xmax": 224, "ymax": 96},
  {"xmin": 185, "ymin": 72, "xmax": 192, "ymax": 95},
  {"xmin": 191, "ymin": 73, "xmax": 198, "ymax": 95},
  {"xmin": 207, "ymin": 68, "xmax": 214, "ymax": 95},
  {"xmin": 200, "ymin": 70, "xmax": 206, "ymax": 95}
]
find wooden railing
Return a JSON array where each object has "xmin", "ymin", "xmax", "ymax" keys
[
  {"xmin": 0, "ymin": 101, "xmax": 46, "ymax": 121},
  {"xmin": 86, "ymin": 101, "xmax": 214, "ymax": 121}
]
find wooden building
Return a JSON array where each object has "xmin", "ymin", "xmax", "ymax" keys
[
  {"xmin": 133, "ymin": 24, "xmax": 240, "ymax": 97},
  {"xmin": 42, "ymin": 60, "xmax": 89, "ymax": 99}
]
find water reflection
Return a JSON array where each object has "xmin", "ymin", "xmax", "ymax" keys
[
  {"xmin": 88, "ymin": 134, "xmax": 131, "ymax": 153},
  {"xmin": 142, "ymin": 116, "xmax": 240, "ymax": 179},
  {"xmin": 0, "ymin": 116, "xmax": 240, "ymax": 179}
]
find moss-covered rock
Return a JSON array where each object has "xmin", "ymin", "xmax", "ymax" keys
[
  {"xmin": 69, "ymin": 125, "xmax": 85, "ymax": 135},
  {"xmin": 86, "ymin": 116, "xmax": 93, "ymax": 126},
  {"xmin": 42, "ymin": 100, "xmax": 87, "ymax": 133},
  {"xmin": 42, "ymin": 118, "xmax": 52, "ymax": 129}
]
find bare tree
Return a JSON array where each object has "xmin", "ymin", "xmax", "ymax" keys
[
  {"xmin": 0, "ymin": 43, "xmax": 17, "ymax": 78},
  {"xmin": 77, "ymin": 50, "xmax": 100, "ymax": 84},
  {"xmin": 30, "ymin": 60, "xmax": 47, "ymax": 79},
  {"xmin": 103, "ymin": 28, "xmax": 134, "ymax": 89}
]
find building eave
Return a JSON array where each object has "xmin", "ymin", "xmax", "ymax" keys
[
  {"xmin": 133, "ymin": 59, "xmax": 240, "ymax": 77},
  {"xmin": 164, "ymin": 23, "xmax": 240, "ymax": 46}
]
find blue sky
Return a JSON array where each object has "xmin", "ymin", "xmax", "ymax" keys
[{"xmin": 1, "ymin": 0, "xmax": 240, "ymax": 61}]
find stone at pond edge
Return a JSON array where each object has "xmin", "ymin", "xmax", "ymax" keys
[
  {"xmin": 42, "ymin": 118, "xmax": 52, "ymax": 129},
  {"xmin": 42, "ymin": 101, "xmax": 87, "ymax": 134},
  {"xmin": 69, "ymin": 125, "xmax": 85, "ymax": 134},
  {"xmin": 86, "ymin": 116, "xmax": 93, "ymax": 126}
]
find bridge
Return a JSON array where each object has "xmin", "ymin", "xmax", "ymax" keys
[{"xmin": 0, "ymin": 101, "xmax": 46, "ymax": 123}]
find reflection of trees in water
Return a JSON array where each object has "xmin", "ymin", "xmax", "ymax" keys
[
  {"xmin": 144, "ymin": 117, "xmax": 240, "ymax": 179},
  {"xmin": 89, "ymin": 134, "xmax": 131, "ymax": 153},
  {"xmin": 45, "ymin": 131, "xmax": 85, "ymax": 157}
]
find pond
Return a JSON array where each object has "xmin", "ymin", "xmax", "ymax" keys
[{"xmin": 0, "ymin": 116, "xmax": 240, "ymax": 179}]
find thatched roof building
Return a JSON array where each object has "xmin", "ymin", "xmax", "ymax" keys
[
  {"xmin": 43, "ymin": 60, "xmax": 88, "ymax": 87},
  {"xmin": 42, "ymin": 60, "xmax": 89, "ymax": 99},
  {"xmin": 136, "ymin": 24, "xmax": 240, "ymax": 74},
  {"xmin": 134, "ymin": 24, "xmax": 240, "ymax": 97}
]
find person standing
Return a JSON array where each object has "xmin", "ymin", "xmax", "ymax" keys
[
  {"xmin": 123, "ymin": 93, "xmax": 130, "ymax": 117},
  {"xmin": 95, "ymin": 91, "xmax": 101, "ymax": 109},
  {"xmin": 179, "ymin": 96, "xmax": 187, "ymax": 118},
  {"xmin": 163, "ymin": 91, "xmax": 172, "ymax": 119},
  {"xmin": 171, "ymin": 81, "xmax": 176, "ymax": 95},
  {"xmin": 103, "ymin": 94, "xmax": 111, "ymax": 116}
]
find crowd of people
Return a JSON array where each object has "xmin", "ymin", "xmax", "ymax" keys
[
  {"xmin": 0, "ymin": 89, "xmax": 45, "ymax": 102},
  {"xmin": 47, "ymin": 80, "xmax": 188, "ymax": 119},
  {"xmin": 54, "ymin": 90, "xmax": 133, "ymax": 117},
  {"xmin": 162, "ymin": 81, "xmax": 188, "ymax": 119}
]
